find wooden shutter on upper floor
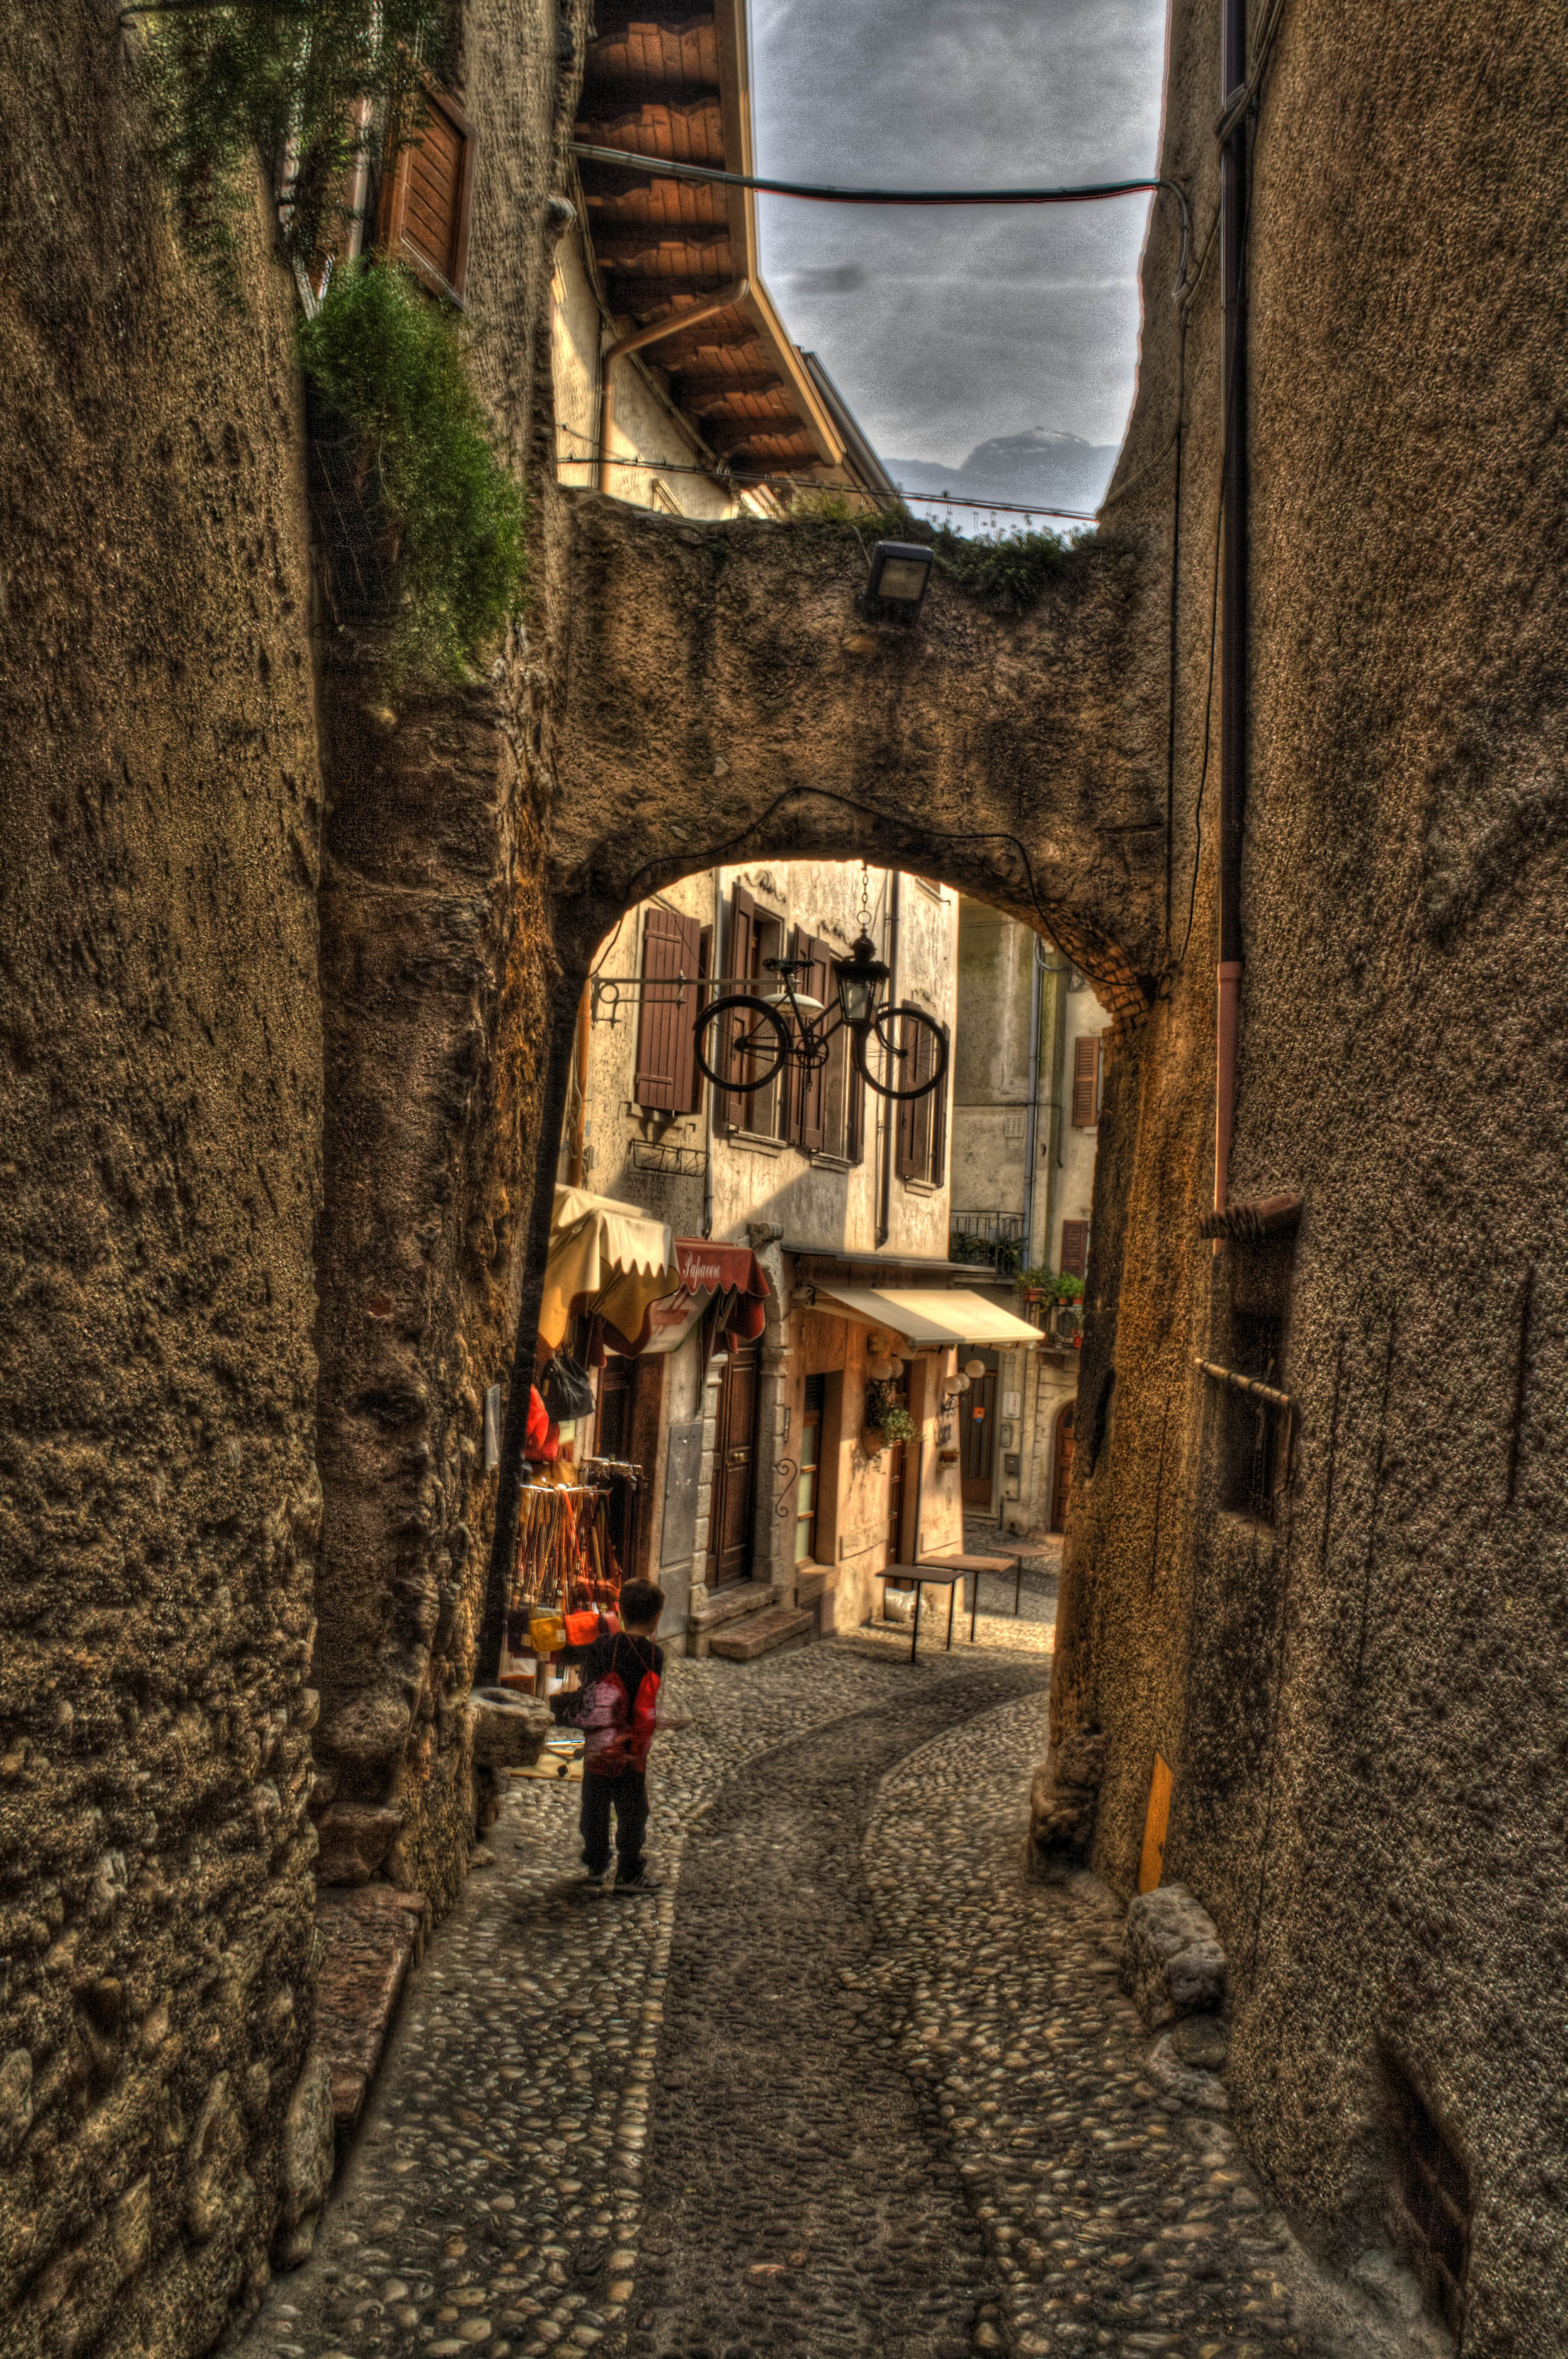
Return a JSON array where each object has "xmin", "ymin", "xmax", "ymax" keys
[
  {"xmin": 895, "ymin": 1019, "xmax": 917, "ymax": 1180},
  {"xmin": 928, "ymin": 1029, "xmax": 948, "ymax": 1186},
  {"xmin": 790, "ymin": 930, "xmax": 834, "ymax": 1152},
  {"xmin": 1061, "ymin": 1219, "xmax": 1089, "ymax": 1278},
  {"xmin": 633, "ymin": 906, "xmax": 702, "ymax": 1112},
  {"xmin": 895, "ymin": 1014, "xmax": 938, "ymax": 1180},
  {"xmin": 717, "ymin": 886, "xmax": 757, "ymax": 1129},
  {"xmin": 377, "ymin": 82, "xmax": 478, "ymax": 303},
  {"xmin": 1071, "ymin": 1035, "xmax": 1101, "ymax": 1128}
]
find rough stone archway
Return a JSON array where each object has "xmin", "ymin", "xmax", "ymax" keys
[
  {"xmin": 474, "ymin": 490, "xmax": 1179, "ymax": 1667},
  {"xmin": 548, "ymin": 492, "xmax": 1170, "ymax": 1014},
  {"xmin": 306, "ymin": 484, "xmax": 1177, "ymax": 1898}
]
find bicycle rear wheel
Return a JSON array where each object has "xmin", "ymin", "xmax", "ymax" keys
[
  {"xmin": 854, "ymin": 1003, "xmax": 949, "ymax": 1100},
  {"xmin": 694, "ymin": 995, "xmax": 792, "ymax": 1096}
]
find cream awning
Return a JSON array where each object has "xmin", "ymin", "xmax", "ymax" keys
[
  {"xmin": 810, "ymin": 1286, "xmax": 1044, "ymax": 1350},
  {"xmin": 540, "ymin": 1186, "xmax": 679, "ymax": 1351}
]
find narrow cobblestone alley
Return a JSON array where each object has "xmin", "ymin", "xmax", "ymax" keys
[{"xmin": 235, "ymin": 1593, "xmax": 1422, "ymax": 2359}]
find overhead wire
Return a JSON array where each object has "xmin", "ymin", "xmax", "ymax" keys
[{"xmin": 569, "ymin": 144, "xmax": 1194, "ymax": 297}]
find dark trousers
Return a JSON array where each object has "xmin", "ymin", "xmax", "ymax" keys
[{"xmin": 580, "ymin": 1765, "xmax": 649, "ymax": 1878}]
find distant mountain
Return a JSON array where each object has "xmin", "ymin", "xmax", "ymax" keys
[{"xmin": 886, "ymin": 429, "xmax": 1119, "ymax": 520}]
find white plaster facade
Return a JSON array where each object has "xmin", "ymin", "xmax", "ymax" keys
[
  {"xmin": 572, "ymin": 863, "xmax": 965, "ymax": 1646},
  {"xmin": 948, "ymin": 897, "xmax": 1112, "ymax": 1538}
]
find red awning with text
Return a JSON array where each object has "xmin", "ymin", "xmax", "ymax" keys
[{"xmin": 638, "ymin": 1241, "xmax": 772, "ymax": 1357}]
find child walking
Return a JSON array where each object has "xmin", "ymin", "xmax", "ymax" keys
[{"xmin": 578, "ymin": 1578, "xmax": 666, "ymax": 1894}]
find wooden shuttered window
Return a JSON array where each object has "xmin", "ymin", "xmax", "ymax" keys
[
  {"xmin": 377, "ymin": 83, "xmax": 478, "ymax": 303},
  {"xmin": 633, "ymin": 906, "xmax": 704, "ymax": 1112},
  {"xmin": 1060, "ymin": 1219, "xmax": 1090, "ymax": 1278},
  {"xmin": 895, "ymin": 1019, "xmax": 948, "ymax": 1185},
  {"xmin": 1071, "ymin": 1034, "xmax": 1103, "ymax": 1129},
  {"xmin": 787, "ymin": 929, "xmax": 834, "ymax": 1152},
  {"xmin": 716, "ymin": 886, "xmax": 757, "ymax": 1131}
]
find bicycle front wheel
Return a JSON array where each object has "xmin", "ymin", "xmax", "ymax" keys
[
  {"xmin": 854, "ymin": 1004, "xmax": 950, "ymax": 1101},
  {"xmin": 693, "ymin": 995, "xmax": 792, "ymax": 1096}
]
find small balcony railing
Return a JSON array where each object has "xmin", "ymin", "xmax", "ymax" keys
[{"xmin": 949, "ymin": 1210, "xmax": 1025, "ymax": 1276}]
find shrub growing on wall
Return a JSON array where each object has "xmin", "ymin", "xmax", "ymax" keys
[{"xmin": 298, "ymin": 260, "xmax": 529, "ymax": 682}]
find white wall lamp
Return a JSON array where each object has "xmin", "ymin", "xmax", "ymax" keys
[{"xmin": 858, "ymin": 541, "xmax": 934, "ymax": 625}]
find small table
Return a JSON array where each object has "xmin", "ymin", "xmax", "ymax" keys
[
  {"xmin": 881, "ymin": 1563, "xmax": 965, "ymax": 1664},
  {"xmin": 916, "ymin": 1551, "xmax": 1017, "ymax": 1643}
]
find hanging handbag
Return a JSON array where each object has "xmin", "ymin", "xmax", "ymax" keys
[{"xmin": 539, "ymin": 1351, "xmax": 595, "ymax": 1423}]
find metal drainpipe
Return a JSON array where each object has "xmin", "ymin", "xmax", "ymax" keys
[
  {"xmin": 876, "ymin": 870, "xmax": 899, "ymax": 1249},
  {"xmin": 1021, "ymin": 931, "xmax": 1045, "ymax": 1268},
  {"xmin": 702, "ymin": 866, "xmax": 721, "ymax": 1238},
  {"xmin": 1215, "ymin": 0, "xmax": 1249, "ymax": 1232},
  {"xmin": 597, "ymin": 281, "xmax": 750, "ymax": 495}
]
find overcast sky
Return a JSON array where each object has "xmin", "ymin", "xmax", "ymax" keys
[{"xmin": 750, "ymin": 0, "xmax": 1169, "ymax": 475}]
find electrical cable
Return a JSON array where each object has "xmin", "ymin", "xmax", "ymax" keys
[
  {"xmin": 569, "ymin": 143, "xmax": 1194, "ymax": 300},
  {"xmin": 555, "ymin": 431, "xmax": 1101, "ymax": 524}
]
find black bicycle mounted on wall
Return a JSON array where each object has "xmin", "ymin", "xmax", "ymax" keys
[{"xmin": 693, "ymin": 940, "xmax": 948, "ymax": 1104}]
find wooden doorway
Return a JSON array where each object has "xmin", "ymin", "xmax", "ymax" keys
[
  {"xmin": 1050, "ymin": 1401, "xmax": 1076, "ymax": 1532},
  {"xmin": 707, "ymin": 1341, "xmax": 760, "ymax": 1588},
  {"xmin": 960, "ymin": 1354, "xmax": 998, "ymax": 1510},
  {"xmin": 594, "ymin": 1355, "xmax": 639, "ymax": 1572},
  {"xmin": 886, "ymin": 1437, "xmax": 908, "ymax": 1561}
]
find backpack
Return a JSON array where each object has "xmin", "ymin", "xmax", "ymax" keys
[{"xmin": 578, "ymin": 1637, "xmax": 661, "ymax": 1776}]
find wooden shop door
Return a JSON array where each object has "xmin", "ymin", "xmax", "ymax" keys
[
  {"xmin": 960, "ymin": 1358, "xmax": 998, "ymax": 1508},
  {"xmin": 886, "ymin": 1437, "xmax": 908, "ymax": 1561},
  {"xmin": 594, "ymin": 1355, "xmax": 638, "ymax": 1572},
  {"xmin": 1050, "ymin": 1402, "xmax": 1076, "ymax": 1532},
  {"xmin": 707, "ymin": 1341, "xmax": 760, "ymax": 1589}
]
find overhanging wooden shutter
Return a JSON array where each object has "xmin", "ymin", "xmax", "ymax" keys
[
  {"xmin": 895, "ymin": 1013, "xmax": 917, "ymax": 1179},
  {"xmin": 928, "ymin": 1029, "xmax": 948, "ymax": 1185},
  {"xmin": 1061, "ymin": 1219, "xmax": 1089, "ymax": 1278},
  {"xmin": 1072, "ymin": 1035, "xmax": 1100, "ymax": 1128},
  {"xmin": 378, "ymin": 83, "xmax": 478, "ymax": 303},
  {"xmin": 717, "ymin": 887, "xmax": 756, "ymax": 1129},
  {"xmin": 793, "ymin": 931, "xmax": 833, "ymax": 1153},
  {"xmin": 685, "ymin": 922, "xmax": 712, "ymax": 1114},
  {"xmin": 634, "ymin": 907, "xmax": 688, "ymax": 1111}
]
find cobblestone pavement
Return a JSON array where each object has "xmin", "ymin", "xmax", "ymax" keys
[{"xmin": 235, "ymin": 1607, "xmax": 1420, "ymax": 2359}]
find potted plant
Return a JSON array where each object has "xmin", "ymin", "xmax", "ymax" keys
[{"xmin": 863, "ymin": 1378, "xmax": 917, "ymax": 1459}]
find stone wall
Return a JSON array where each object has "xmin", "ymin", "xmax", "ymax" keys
[
  {"xmin": 306, "ymin": 0, "xmax": 585, "ymax": 1903},
  {"xmin": 1046, "ymin": 0, "xmax": 1568, "ymax": 2343},
  {"xmin": 0, "ymin": 7, "xmax": 324, "ymax": 2350}
]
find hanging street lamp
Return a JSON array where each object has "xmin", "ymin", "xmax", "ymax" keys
[{"xmin": 833, "ymin": 932, "xmax": 891, "ymax": 1030}]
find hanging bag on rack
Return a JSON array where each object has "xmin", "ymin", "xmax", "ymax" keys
[{"xmin": 539, "ymin": 1351, "xmax": 595, "ymax": 1423}]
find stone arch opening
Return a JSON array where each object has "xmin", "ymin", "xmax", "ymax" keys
[{"xmin": 307, "ymin": 489, "xmax": 1176, "ymax": 1900}]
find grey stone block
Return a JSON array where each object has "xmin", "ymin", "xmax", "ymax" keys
[
  {"xmin": 467, "ymin": 1688, "xmax": 551, "ymax": 1769},
  {"xmin": 1121, "ymin": 1883, "xmax": 1228, "ymax": 2028}
]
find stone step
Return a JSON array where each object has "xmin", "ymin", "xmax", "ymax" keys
[{"xmin": 708, "ymin": 1606, "xmax": 815, "ymax": 1662}]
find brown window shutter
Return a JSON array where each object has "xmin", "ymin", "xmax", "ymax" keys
[
  {"xmin": 377, "ymin": 83, "xmax": 478, "ymax": 303},
  {"xmin": 928, "ymin": 1029, "xmax": 948, "ymax": 1186},
  {"xmin": 895, "ymin": 1015, "xmax": 919, "ymax": 1179},
  {"xmin": 717, "ymin": 887, "xmax": 756, "ymax": 1129},
  {"xmin": 685, "ymin": 922, "xmax": 711, "ymax": 1115},
  {"xmin": 1061, "ymin": 1219, "xmax": 1089, "ymax": 1278},
  {"xmin": 666, "ymin": 910, "xmax": 702, "ymax": 1115},
  {"xmin": 795, "ymin": 932, "xmax": 832, "ymax": 1154},
  {"xmin": 634, "ymin": 907, "xmax": 687, "ymax": 1111},
  {"xmin": 1072, "ymin": 1035, "xmax": 1100, "ymax": 1128}
]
